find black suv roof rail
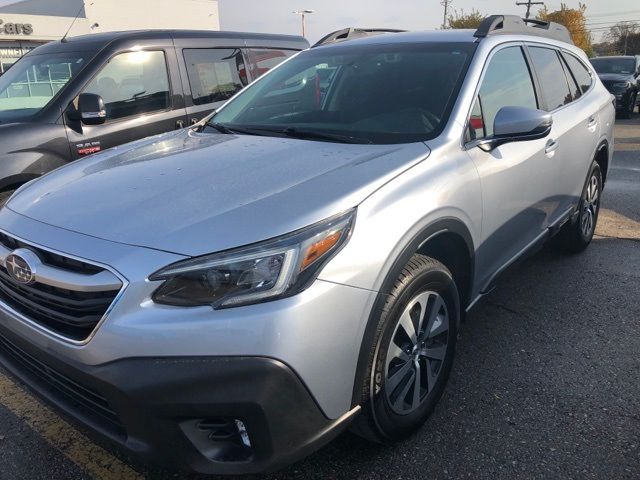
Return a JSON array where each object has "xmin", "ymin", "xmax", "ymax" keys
[
  {"xmin": 474, "ymin": 15, "xmax": 573, "ymax": 45},
  {"xmin": 312, "ymin": 28, "xmax": 406, "ymax": 48}
]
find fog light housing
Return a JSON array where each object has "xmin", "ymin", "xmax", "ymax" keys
[{"xmin": 180, "ymin": 417, "xmax": 253, "ymax": 462}]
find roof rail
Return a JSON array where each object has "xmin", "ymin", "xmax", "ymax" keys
[
  {"xmin": 474, "ymin": 15, "xmax": 573, "ymax": 45},
  {"xmin": 312, "ymin": 28, "xmax": 406, "ymax": 48}
]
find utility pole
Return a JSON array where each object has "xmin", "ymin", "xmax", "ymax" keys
[
  {"xmin": 440, "ymin": 0, "xmax": 452, "ymax": 29},
  {"xmin": 516, "ymin": 0, "xmax": 544, "ymax": 19},
  {"xmin": 293, "ymin": 9, "xmax": 314, "ymax": 37}
]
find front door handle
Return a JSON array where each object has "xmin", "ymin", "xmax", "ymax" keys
[
  {"xmin": 545, "ymin": 139, "xmax": 559, "ymax": 156},
  {"xmin": 190, "ymin": 118, "xmax": 199, "ymax": 125}
]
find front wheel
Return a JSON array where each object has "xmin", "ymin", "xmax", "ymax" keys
[
  {"xmin": 352, "ymin": 254, "xmax": 459, "ymax": 443},
  {"xmin": 553, "ymin": 162, "xmax": 602, "ymax": 254}
]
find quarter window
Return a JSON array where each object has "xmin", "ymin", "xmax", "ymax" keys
[
  {"xmin": 528, "ymin": 47, "xmax": 573, "ymax": 111},
  {"xmin": 183, "ymin": 48, "xmax": 247, "ymax": 106},
  {"xmin": 83, "ymin": 50, "xmax": 170, "ymax": 121},
  {"xmin": 468, "ymin": 46, "xmax": 537, "ymax": 140},
  {"xmin": 562, "ymin": 52, "xmax": 593, "ymax": 94}
]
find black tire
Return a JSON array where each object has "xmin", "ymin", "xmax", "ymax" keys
[
  {"xmin": 352, "ymin": 254, "xmax": 459, "ymax": 443},
  {"xmin": 619, "ymin": 93, "xmax": 635, "ymax": 119},
  {"xmin": 553, "ymin": 162, "xmax": 602, "ymax": 254},
  {"xmin": 0, "ymin": 190, "xmax": 15, "ymax": 207}
]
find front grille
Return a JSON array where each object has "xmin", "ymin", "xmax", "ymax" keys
[
  {"xmin": 0, "ymin": 233, "xmax": 122, "ymax": 341},
  {"xmin": 0, "ymin": 331, "xmax": 125, "ymax": 437}
]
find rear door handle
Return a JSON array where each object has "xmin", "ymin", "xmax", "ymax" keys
[
  {"xmin": 176, "ymin": 120, "xmax": 185, "ymax": 129},
  {"xmin": 545, "ymin": 139, "xmax": 559, "ymax": 156},
  {"xmin": 587, "ymin": 116, "xmax": 598, "ymax": 131}
]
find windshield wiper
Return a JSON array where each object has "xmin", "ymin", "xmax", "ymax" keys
[
  {"xmin": 249, "ymin": 126, "xmax": 372, "ymax": 144},
  {"xmin": 203, "ymin": 121, "xmax": 266, "ymax": 137}
]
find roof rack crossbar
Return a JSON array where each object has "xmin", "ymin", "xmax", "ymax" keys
[
  {"xmin": 312, "ymin": 28, "xmax": 406, "ymax": 48},
  {"xmin": 474, "ymin": 15, "xmax": 573, "ymax": 45}
]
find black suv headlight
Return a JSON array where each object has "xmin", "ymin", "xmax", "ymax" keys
[
  {"xmin": 150, "ymin": 209, "xmax": 355, "ymax": 308},
  {"xmin": 611, "ymin": 81, "xmax": 631, "ymax": 92}
]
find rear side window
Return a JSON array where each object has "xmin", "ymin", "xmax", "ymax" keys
[
  {"xmin": 183, "ymin": 48, "xmax": 247, "ymax": 106},
  {"xmin": 468, "ymin": 46, "xmax": 537, "ymax": 140},
  {"xmin": 562, "ymin": 52, "xmax": 593, "ymax": 94},
  {"xmin": 528, "ymin": 47, "xmax": 573, "ymax": 111},
  {"xmin": 83, "ymin": 50, "xmax": 170, "ymax": 121},
  {"xmin": 246, "ymin": 48, "xmax": 296, "ymax": 79}
]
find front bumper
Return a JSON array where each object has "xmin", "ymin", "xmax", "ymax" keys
[{"xmin": 0, "ymin": 324, "xmax": 359, "ymax": 475}]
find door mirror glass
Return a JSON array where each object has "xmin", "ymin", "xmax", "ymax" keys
[
  {"xmin": 477, "ymin": 106, "xmax": 552, "ymax": 151},
  {"xmin": 77, "ymin": 92, "xmax": 106, "ymax": 125}
]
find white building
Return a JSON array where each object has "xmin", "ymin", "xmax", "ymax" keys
[{"xmin": 0, "ymin": 0, "xmax": 220, "ymax": 72}]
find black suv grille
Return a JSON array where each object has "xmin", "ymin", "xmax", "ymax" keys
[
  {"xmin": 0, "ymin": 331, "xmax": 125, "ymax": 437},
  {"xmin": 0, "ymin": 234, "xmax": 121, "ymax": 341}
]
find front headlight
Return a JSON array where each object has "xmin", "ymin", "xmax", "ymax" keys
[
  {"xmin": 149, "ymin": 209, "xmax": 355, "ymax": 308},
  {"xmin": 612, "ymin": 81, "xmax": 631, "ymax": 91}
]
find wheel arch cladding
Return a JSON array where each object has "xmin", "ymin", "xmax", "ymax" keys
[
  {"xmin": 350, "ymin": 217, "xmax": 474, "ymax": 408},
  {"xmin": 595, "ymin": 140, "xmax": 609, "ymax": 186}
]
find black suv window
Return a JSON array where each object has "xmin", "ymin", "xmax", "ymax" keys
[
  {"xmin": 528, "ymin": 47, "xmax": 573, "ymax": 111},
  {"xmin": 468, "ymin": 46, "xmax": 537, "ymax": 140},
  {"xmin": 247, "ymin": 48, "xmax": 297, "ymax": 79},
  {"xmin": 83, "ymin": 50, "xmax": 170, "ymax": 121},
  {"xmin": 562, "ymin": 52, "xmax": 593, "ymax": 94},
  {"xmin": 183, "ymin": 48, "xmax": 247, "ymax": 106}
]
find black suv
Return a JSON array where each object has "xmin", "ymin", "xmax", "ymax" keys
[
  {"xmin": 590, "ymin": 55, "xmax": 640, "ymax": 118},
  {"xmin": 0, "ymin": 30, "xmax": 308, "ymax": 201}
]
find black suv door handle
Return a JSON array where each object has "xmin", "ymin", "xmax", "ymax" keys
[{"xmin": 176, "ymin": 120, "xmax": 185, "ymax": 129}]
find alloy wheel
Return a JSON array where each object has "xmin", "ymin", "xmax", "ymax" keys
[
  {"xmin": 385, "ymin": 291, "xmax": 450, "ymax": 415},
  {"xmin": 581, "ymin": 173, "xmax": 599, "ymax": 237}
]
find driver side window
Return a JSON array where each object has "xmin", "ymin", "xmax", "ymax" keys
[
  {"xmin": 468, "ymin": 46, "xmax": 537, "ymax": 141},
  {"xmin": 83, "ymin": 50, "xmax": 170, "ymax": 121}
]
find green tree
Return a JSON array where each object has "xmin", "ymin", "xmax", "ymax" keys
[
  {"xmin": 447, "ymin": 9, "xmax": 484, "ymax": 29},
  {"xmin": 537, "ymin": 3, "xmax": 592, "ymax": 56}
]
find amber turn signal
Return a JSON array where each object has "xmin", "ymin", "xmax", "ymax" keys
[{"xmin": 300, "ymin": 231, "xmax": 342, "ymax": 270}]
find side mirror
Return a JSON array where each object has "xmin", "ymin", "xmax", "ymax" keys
[
  {"xmin": 477, "ymin": 106, "xmax": 552, "ymax": 152},
  {"xmin": 70, "ymin": 93, "xmax": 106, "ymax": 125}
]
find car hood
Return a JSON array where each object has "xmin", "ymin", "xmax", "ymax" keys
[
  {"xmin": 8, "ymin": 129, "xmax": 430, "ymax": 256},
  {"xmin": 597, "ymin": 73, "xmax": 633, "ymax": 83}
]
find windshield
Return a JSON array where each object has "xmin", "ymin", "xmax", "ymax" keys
[
  {"xmin": 590, "ymin": 57, "xmax": 636, "ymax": 75},
  {"xmin": 0, "ymin": 52, "xmax": 86, "ymax": 122},
  {"xmin": 210, "ymin": 42, "xmax": 476, "ymax": 144}
]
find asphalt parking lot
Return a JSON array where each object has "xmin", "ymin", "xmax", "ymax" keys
[{"xmin": 1, "ymin": 117, "xmax": 639, "ymax": 480}]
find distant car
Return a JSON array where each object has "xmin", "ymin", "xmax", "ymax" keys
[
  {"xmin": 590, "ymin": 55, "xmax": 640, "ymax": 118},
  {"xmin": 0, "ymin": 30, "xmax": 308, "ymax": 203}
]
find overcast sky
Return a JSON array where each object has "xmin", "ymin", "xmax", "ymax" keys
[{"xmin": 218, "ymin": 0, "xmax": 640, "ymax": 42}]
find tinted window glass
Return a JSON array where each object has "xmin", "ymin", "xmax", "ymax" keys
[
  {"xmin": 183, "ymin": 48, "xmax": 247, "ymax": 106},
  {"xmin": 563, "ymin": 53, "xmax": 593, "ymax": 94},
  {"xmin": 0, "ymin": 52, "xmax": 85, "ymax": 121},
  {"xmin": 560, "ymin": 57, "xmax": 582, "ymax": 100},
  {"xmin": 212, "ymin": 43, "xmax": 475, "ymax": 144},
  {"xmin": 83, "ymin": 50, "xmax": 170, "ymax": 121},
  {"xmin": 247, "ymin": 48, "xmax": 296, "ymax": 79},
  {"xmin": 590, "ymin": 57, "xmax": 635, "ymax": 75},
  {"xmin": 529, "ymin": 47, "xmax": 573, "ymax": 110},
  {"xmin": 472, "ymin": 46, "xmax": 537, "ymax": 139}
]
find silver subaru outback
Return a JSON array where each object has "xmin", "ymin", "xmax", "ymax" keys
[{"xmin": 0, "ymin": 16, "xmax": 615, "ymax": 475}]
